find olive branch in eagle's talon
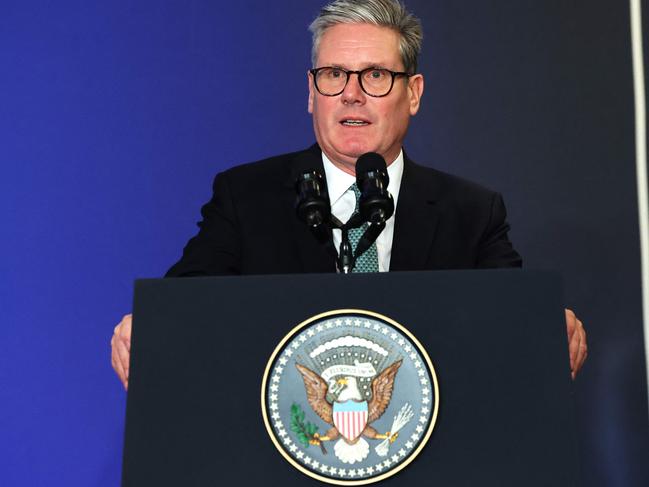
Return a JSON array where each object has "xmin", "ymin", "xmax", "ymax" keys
[{"xmin": 290, "ymin": 403, "xmax": 328, "ymax": 454}]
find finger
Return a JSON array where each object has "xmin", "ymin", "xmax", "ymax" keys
[
  {"xmin": 114, "ymin": 315, "xmax": 132, "ymax": 337},
  {"xmin": 112, "ymin": 340, "xmax": 126, "ymax": 381},
  {"xmin": 117, "ymin": 344, "xmax": 130, "ymax": 379},
  {"xmin": 565, "ymin": 309, "xmax": 576, "ymax": 340},
  {"xmin": 573, "ymin": 324, "xmax": 588, "ymax": 375},
  {"xmin": 573, "ymin": 323, "xmax": 584, "ymax": 366},
  {"xmin": 115, "ymin": 339, "xmax": 131, "ymax": 380},
  {"xmin": 568, "ymin": 322, "xmax": 581, "ymax": 371},
  {"xmin": 111, "ymin": 314, "xmax": 133, "ymax": 388},
  {"xmin": 119, "ymin": 330, "xmax": 131, "ymax": 353},
  {"xmin": 570, "ymin": 330, "xmax": 587, "ymax": 380},
  {"xmin": 121, "ymin": 314, "xmax": 133, "ymax": 334},
  {"xmin": 119, "ymin": 315, "xmax": 133, "ymax": 352},
  {"xmin": 111, "ymin": 342, "xmax": 127, "ymax": 385}
]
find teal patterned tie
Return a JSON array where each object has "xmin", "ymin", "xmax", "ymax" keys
[{"xmin": 349, "ymin": 183, "xmax": 379, "ymax": 273}]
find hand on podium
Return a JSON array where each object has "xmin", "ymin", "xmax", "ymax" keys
[
  {"xmin": 109, "ymin": 309, "xmax": 588, "ymax": 388},
  {"xmin": 565, "ymin": 309, "xmax": 587, "ymax": 379},
  {"xmin": 111, "ymin": 314, "xmax": 132, "ymax": 390}
]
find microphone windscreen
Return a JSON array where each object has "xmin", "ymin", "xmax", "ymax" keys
[{"xmin": 355, "ymin": 152, "xmax": 387, "ymax": 176}]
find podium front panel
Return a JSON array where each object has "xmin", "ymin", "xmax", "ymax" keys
[{"xmin": 122, "ymin": 270, "xmax": 578, "ymax": 486}]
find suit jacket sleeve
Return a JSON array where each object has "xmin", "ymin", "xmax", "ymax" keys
[
  {"xmin": 476, "ymin": 192, "xmax": 522, "ymax": 269},
  {"xmin": 165, "ymin": 172, "xmax": 241, "ymax": 277}
]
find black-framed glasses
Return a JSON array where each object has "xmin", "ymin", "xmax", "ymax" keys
[{"xmin": 309, "ymin": 66, "xmax": 412, "ymax": 97}]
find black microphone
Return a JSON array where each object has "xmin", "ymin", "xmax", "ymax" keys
[
  {"xmin": 355, "ymin": 152, "xmax": 394, "ymax": 224},
  {"xmin": 294, "ymin": 154, "xmax": 331, "ymax": 228}
]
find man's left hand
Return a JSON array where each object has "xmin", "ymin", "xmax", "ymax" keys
[{"xmin": 565, "ymin": 308, "xmax": 587, "ymax": 379}]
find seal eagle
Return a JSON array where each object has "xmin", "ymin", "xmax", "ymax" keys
[{"xmin": 295, "ymin": 359, "xmax": 402, "ymax": 464}]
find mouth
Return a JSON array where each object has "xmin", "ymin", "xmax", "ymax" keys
[{"xmin": 340, "ymin": 119, "xmax": 371, "ymax": 127}]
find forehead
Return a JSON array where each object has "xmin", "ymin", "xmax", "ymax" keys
[{"xmin": 316, "ymin": 23, "xmax": 402, "ymax": 69}]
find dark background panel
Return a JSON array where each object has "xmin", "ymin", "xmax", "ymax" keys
[{"xmin": 0, "ymin": 1, "xmax": 647, "ymax": 486}]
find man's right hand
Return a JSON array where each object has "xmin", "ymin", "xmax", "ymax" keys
[{"xmin": 111, "ymin": 314, "xmax": 132, "ymax": 390}]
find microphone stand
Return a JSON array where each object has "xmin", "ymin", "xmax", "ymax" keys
[
  {"xmin": 295, "ymin": 163, "xmax": 390, "ymax": 274},
  {"xmin": 327, "ymin": 213, "xmax": 383, "ymax": 274}
]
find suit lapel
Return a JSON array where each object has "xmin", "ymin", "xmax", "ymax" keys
[{"xmin": 389, "ymin": 156, "xmax": 440, "ymax": 271}]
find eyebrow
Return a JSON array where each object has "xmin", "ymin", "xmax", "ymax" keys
[{"xmin": 328, "ymin": 63, "xmax": 390, "ymax": 70}]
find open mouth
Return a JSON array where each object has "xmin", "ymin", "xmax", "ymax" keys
[{"xmin": 340, "ymin": 119, "xmax": 370, "ymax": 127}]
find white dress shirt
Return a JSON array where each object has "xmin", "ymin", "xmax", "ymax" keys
[{"xmin": 321, "ymin": 151, "xmax": 404, "ymax": 272}]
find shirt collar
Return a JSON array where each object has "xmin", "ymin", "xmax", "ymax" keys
[{"xmin": 321, "ymin": 150, "xmax": 405, "ymax": 207}]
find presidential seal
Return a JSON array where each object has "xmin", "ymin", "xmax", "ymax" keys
[{"xmin": 261, "ymin": 309, "xmax": 439, "ymax": 485}]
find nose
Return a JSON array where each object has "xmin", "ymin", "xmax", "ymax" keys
[{"xmin": 340, "ymin": 72, "xmax": 366, "ymax": 105}]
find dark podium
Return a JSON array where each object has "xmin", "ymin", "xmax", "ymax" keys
[{"xmin": 122, "ymin": 270, "xmax": 579, "ymax": 486}]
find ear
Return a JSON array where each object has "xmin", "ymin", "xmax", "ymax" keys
[
  {"xmin": 407, "ymin": 74, "xmax": 424, "ymax": 116},
  {"xmin": 307, "ymin": 71, "xmax": 315, "ymax": 114}
]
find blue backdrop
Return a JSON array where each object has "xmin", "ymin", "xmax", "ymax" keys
[{"xmin": 1, "ymin": 0, "xmax": 648, "ymax": 486}]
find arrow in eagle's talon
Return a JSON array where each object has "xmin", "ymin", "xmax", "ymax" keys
[{"xmin": 389, "ymin": 432, "xmax": 399, "ymax": 444}]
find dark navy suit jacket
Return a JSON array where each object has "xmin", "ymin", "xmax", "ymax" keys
[{"xmin": 166, "ymin": 144, "xmax": 522, "ymax": 277}]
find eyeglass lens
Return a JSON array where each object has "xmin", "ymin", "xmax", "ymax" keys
[{"xmin": 315, "ymin": 68, "xmax": 394, "ymax": 97}]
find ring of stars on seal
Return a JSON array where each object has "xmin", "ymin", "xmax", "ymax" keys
[{"xmin": 261, "ymin": 309, "xmax": 439, "ymax": 485}]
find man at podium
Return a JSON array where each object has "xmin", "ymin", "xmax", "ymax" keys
[{"xmin": 110, "ymin": 0, "xmax": 587, "ymax": 389}]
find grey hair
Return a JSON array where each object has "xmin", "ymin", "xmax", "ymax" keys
[{"xmin": 308, "ymin": 0, "xmax": 423, "ymax": 74}]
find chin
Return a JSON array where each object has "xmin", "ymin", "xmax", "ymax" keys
[{"xmin": 338, "ymin": 140, "xmax": 377, "ymax": 159}]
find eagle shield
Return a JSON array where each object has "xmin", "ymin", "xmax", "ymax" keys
[{"xmin": 333, "ymin": 400, "xmax": 368, "ymax": 442}]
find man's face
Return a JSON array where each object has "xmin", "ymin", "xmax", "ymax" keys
[{"xmin": 308, "ymin": 23, "xmax": 424, "ymax": 174}]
